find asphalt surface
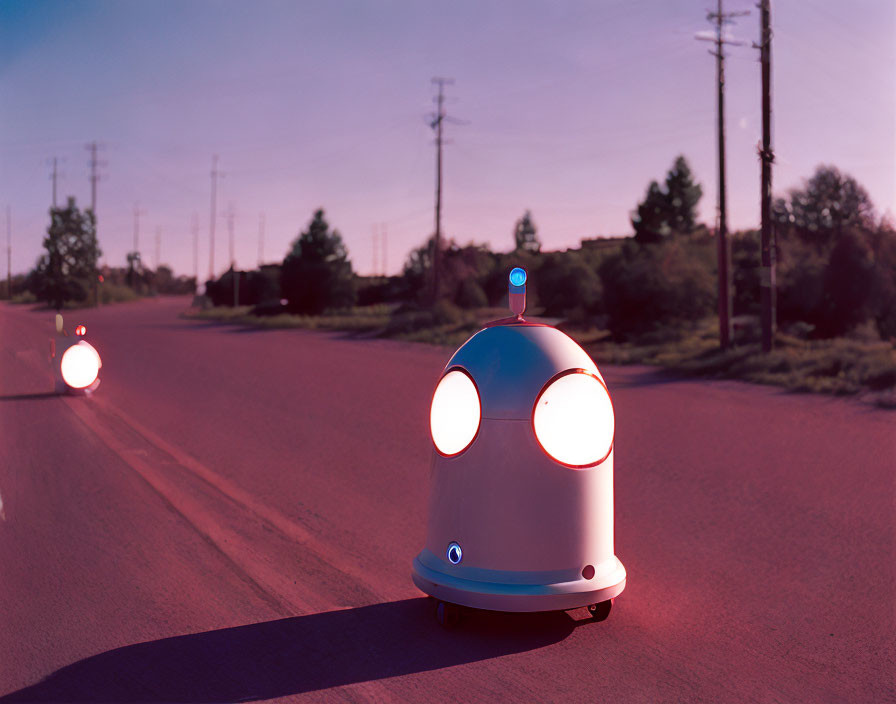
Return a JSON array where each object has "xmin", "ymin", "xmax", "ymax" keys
[{"xmin": 0, "ymin": 297, "xmax": 893, "ymax": 703}]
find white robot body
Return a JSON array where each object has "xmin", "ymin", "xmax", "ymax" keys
[{"xmin": 413, "ymin": 311, "xmax": 626, "ymax": 615}]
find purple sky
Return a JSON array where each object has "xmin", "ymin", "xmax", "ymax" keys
[{"xmin": 1, "ymin": 0, "xmax": 893, "ymax": 278}]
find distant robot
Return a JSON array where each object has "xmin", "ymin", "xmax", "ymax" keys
[
  {"xmin": 52, "ymin": 314, "xmax": 102, "ymax": 395},
  {"xmin": 413, "ymin": 267, "xmax": 625, "ymax": 626}
]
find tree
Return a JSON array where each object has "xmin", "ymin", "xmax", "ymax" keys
[
  {"xmin": 631, "ymin": 155, "xmax": 703, "ymax": 243},
  {"xmin": 818, "ymin": 229, "xmax": 876, "ymax": 337},
  {"xmin": 33, "ymin": 197, "xmax": 100, "ymax": 309},
  {"xmin": 773, "ymin": 166, "xmax": 886, "ymax": 337},
  {"xmin": 774, "ymin": 165, "xmax": 875, "ymax": 247},
  {"xmin": 280, "ymin": 209, "xmax": 356, "ymax": 314},
  {"xmin": 664, "ymin": 156, "xmax": 703, "ymax": 234},
  {"xmin": 513, "ymin": 210, "xmax": 541, "ymax": 253},
  {"xmin": 631, "ymin": 181, "xmax": 669, "ymax": 244}
]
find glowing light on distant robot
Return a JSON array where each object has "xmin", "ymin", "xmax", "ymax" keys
[
  {"xmin": 533, "ymin": 371, "xmax": 614, "ymax": 467},
  {"xmin": 60, "ymin": 341, "xmax": 102, "ymax": 389},
  {"xmin": 74, "ymin": 324, "xmax": 86, "ymax": 336},
  {"xmin": 430, "ymin": 369, "xmax": 481, "ymax": 456}
]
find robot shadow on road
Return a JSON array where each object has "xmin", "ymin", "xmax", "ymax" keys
[
  {"xmin": 1, "ymin": 597, "xmax": 596, "ymax": 702},
  {"xmin": 0, "ymin": 392, "xmax": 58, "ymax": 402}
]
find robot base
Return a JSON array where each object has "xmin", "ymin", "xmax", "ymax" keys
[
  {"xmin": 412, "ymin": 553, "xmax": 626, "ymax": 614},
  {"xmin": 56, "ymin": 378, "xmax": 101, "ymax": 396}
]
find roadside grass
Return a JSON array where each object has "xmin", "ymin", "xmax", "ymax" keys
[
  {"xmin": 583, "ymin": 320, "xmax": 896, "ymax": 406},
  {"xmin": 184, "ymin": 301, "xmax": 492, "ymax": 346},
  {"xmin": 9, "ymin": 291, "xmax": 37, "ymax": 304},
  {"xmin": 184, "ymin": 304, "xmax": 896, "ymax": 404},
  {"xmin": 8, "ymin": 285, "xmax": 140, "ymax": 308},
  {"xmin": 182, "ymin": 304, "xmax": 396, "ymax": 332}
]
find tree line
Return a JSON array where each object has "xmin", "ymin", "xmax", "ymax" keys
[{"xmin": 19, "ymin": 158, "xmax": 896, "ymax": 343}]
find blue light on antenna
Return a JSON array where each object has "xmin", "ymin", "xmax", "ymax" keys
[{"xmin": 509, "ymin": 267, "xmax": 527, "ymax": 287}]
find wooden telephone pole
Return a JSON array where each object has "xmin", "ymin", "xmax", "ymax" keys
[
  {"xmin": 757, "ymin": 0, "xmax": 776, "ymax": 352},
  {"xmin": 430, "ymin": 77, "xmax": 453, "ymax": 302},
  {"xmin": 700, "ymin": 1, "xmax": 748, "ymax": 349}
]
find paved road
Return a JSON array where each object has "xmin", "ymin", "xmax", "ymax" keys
[{"xmin": 0, "ymin": 297, "xmax": 893, "ymax": 703}]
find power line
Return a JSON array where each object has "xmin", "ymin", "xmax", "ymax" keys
[{"xmin": 698, "ymin": 1, "xmax": 748, "ymax": 350}]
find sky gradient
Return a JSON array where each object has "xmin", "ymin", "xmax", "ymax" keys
[{"xmin": 1, "ymin": 0, "xmax": 893, "ymax": 278}]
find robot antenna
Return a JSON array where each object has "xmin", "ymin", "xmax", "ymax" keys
[{"xmin": 509, "ymin": 268, "xmax": 527, "ymax": 318}]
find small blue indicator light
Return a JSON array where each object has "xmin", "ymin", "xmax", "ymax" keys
[
  {"xmin": 509, "ymin": 267, "xmax": 527, "ymax": 287},
  {"xmin": 447, "ymin": 542, "xmax": 463, "ymax": 564}
]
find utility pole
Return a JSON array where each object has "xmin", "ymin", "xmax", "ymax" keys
[
  {"xmin": 257, "ymin": 213, "xmax": 265, "ymax": 267},
  {"xmin": 86, "ymin": 142, "xmax": 101, "ymax": 213},
  {"xmin": 209, "ymin": 154, "xmax": 222, "ymax": 282},
  {"xmin": 372, "ymin": 224, "xmax": 379, "ymax": 276},
  {"xmin": 381, "ymin": 223, "xmax": 388, "ymax": 277},
  {"xmin": 225, "ymin": 202, "xmax": 238, "ymax": 306},
  {"xmin": 86, "ymin": 141, "xmax": 105, "ymax": 307},
  {"xmin": 131, "ymin": 204, "xmax": 145, "ymax": 293},
  {"xmin": 155, "ymin": 227, "xmax": 162, "ymax": 270},
  {"xmin": 50, "ymin": 157, "xmax": 59, "ymax": 208},
  {"xmin": 430, "ymin": 77, "xmax": 454, "ymax": 301},
  {"xmin": 6, "ymin": 206, "xmax": 11, "ymax": 300},
  {"xmin": 133, "ymin": 204, "xmax": 145, "ymax": 256},
  {"xmin": 699, "ymin": 2, "xmax": 747, "ymax": 350},
  {"xmin": 757, "ymin": 0, "xmax": 776, "ymax": 352},
  {"xmin": 192, "ymin": 213, "xmax": 200, "ymax": 291}
]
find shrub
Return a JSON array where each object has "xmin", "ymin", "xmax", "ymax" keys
[
  {"xmin": 537, "ymin": 251, "xmax": 602, "ymax": 318},
  {"xmin": 599, "ymin": 238, "xmax": 715, "ymax": 339},
  {"xmin": 454, "ymin": 278, "xmax": 488, "ymax": 309}
]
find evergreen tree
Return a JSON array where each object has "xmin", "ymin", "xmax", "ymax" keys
[
  {"xmin": 631, "ymin": 181, "xmax": 670, "ymax": 244},
  {"xmin": 631, "ymin": 156, "xmax": 703, "ymax": 243},
  {"xmin": 280, "ymin": 209, "xmax": 356, "ymax": 314},
  {"xmin": 664, "ymin": 156, "xmax": 703, "ymax": 234},
  {"xmin": 34, "ymin": 197, "xmax": 100, "ymax": 309},
  {"xmin": 513, "ymin": 210, "xmax": 541, "ymax": 253}
]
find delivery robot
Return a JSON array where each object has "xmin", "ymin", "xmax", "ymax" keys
[
  {"xmin": 51, "ymin": 314, "xmax": 102, "ymax": 395},
  {"xmin": 412, "ymin": 267, "xmax": 625, "ymax": 627}
]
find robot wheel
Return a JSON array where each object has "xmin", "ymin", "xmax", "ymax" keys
[
  {"xmin": 435, "ymin": 600, "xmax": 463, "ymax": 628},
  {"xmin": 587, "ymin": 599, "xmax": 613, "ymax": 622}
]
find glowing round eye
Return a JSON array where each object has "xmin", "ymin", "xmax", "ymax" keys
[
  {"xmin": 430, "ymin": 369, "xmax": 480, "ymax": 456},
  {"xmin": 533, "ymin": 371, "xmax": 614, "ymax": 467},
  {"xmin": 74, "ymin": 325, "xmax": 86, "ymax": 336},
  {"xmin": 60, "ymin": 342, "xmax": 101, "ymax": 389},
  {"xmin": 509, "ymin": 267, "xmax": 527, "ymax": 287}
]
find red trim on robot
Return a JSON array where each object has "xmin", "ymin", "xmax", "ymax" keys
[{"xmin": 431, "ymin": 365, "xmax": 482, "ymax": 459}]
